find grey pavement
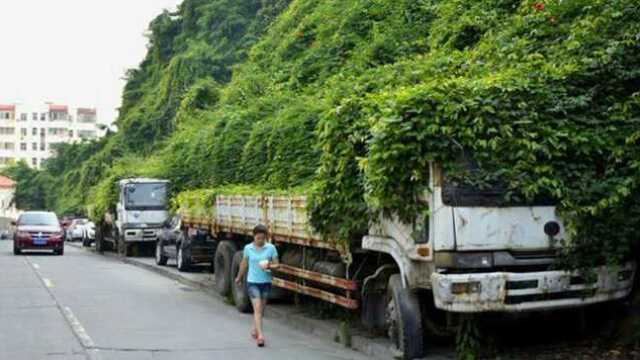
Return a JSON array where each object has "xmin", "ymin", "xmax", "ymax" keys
[{"xmin": 0, "ymin": 241, "xmax": 369, "ymax": 360}]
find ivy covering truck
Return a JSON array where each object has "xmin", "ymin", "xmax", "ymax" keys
[{"xmin": 174, "ymin": 164, "xmax": 636, "ymax": 359}]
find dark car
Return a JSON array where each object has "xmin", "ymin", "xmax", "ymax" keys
[
  {"xmin": 155, "ymin": 215, "xmax": 216, "ymax": 272},
  {"xmin": 13, "ymin": 212, "xmax": 64, "ymax": 256}
]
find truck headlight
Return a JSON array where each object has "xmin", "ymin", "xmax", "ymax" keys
[
  {"xmin": 451, "ymin": 282, "xmax": 482, "ymax": 295},
  {"xmin": 435, "ymin": 252, "xmax": 494, "ymax": 269}
]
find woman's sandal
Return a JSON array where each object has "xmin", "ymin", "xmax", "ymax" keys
[{"xmin": 257, "ymin": 336, "xmax": 265, "ymax": 347}]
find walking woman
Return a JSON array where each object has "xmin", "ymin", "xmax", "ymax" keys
[{"xmin": 235, "ymin": 224, "xmax": 279, "ymax": 347}]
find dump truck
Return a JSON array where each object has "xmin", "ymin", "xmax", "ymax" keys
[
  {"xmin": 177, "ymin": 164, "xmax": 636, "ymax": 359},
  {"xmin": 96, "ymin": 178, "xmax": 170, "ymax": 256}
]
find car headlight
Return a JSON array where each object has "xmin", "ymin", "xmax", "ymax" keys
[{"xmin": 435, "ymin": 252, "xmax": 494, "ymax": 269}]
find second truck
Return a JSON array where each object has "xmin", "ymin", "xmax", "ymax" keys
[{"xmin": 95, "ymin": 178, "xmax": 170, "ymax": 257}]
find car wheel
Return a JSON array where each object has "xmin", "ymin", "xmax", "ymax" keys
[
  {"xmin": 155, "ymin": 240, "xmax": 168, "ymax": 266},
  {"xmin": 55, "ymin": 247, "xmax": 64, "ymax": 256},
  {"xmin": 231, "ymin": 251, "xmax": 252, "ymax": 313},
  {"xmin": 214, "ymin": 241, "xmax": 238, "ymax": 296},
  {"xmin": 177, "ymin": 244, "xmax": 191, "ymax": 272},
  {"xmin": 386, "ymin": 274, "xmax": 424, "ymax": 360},
  {"xmin": 13, "ymin": 241, "xmax": 20, "ymax": 255}
]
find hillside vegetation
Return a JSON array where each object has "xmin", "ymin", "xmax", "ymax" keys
[{"xmin": 5, "ymin": 0, "xmax": 639, "ymax": 269}]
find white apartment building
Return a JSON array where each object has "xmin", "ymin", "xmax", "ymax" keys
[{"xmin": 0, "ymin": 103, "xmax": 105, "ymax": 169}]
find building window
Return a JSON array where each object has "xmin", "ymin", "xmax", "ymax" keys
[
  {"xmin": 32, "ymin": 113, "xmax": 38, "ymax": 121},
  {"xmin": 40, "ymin": 128, "xmax": 45, "ymax": 136},
  {"xmin": 78, "ymin": 130, "xmax": 97, "ymax": 139},
  {"xmin": 32, "ymin": 143, "xmax": 37, "ymax": 151},
  {"xmin": 20, "ymin": 113, "xmax": 27, "ymax": 121},
  {"xmin": 20, "ymin": 143, "xmax": 26, "ymax": 151},
  {"xmin": 69, "ymin": 130, "xmax": 74, "ymax": 137},
  {"xmin": 40, "ymin": 113, "xmax": 46, "ymax": 121},
  {"xmin": 32, "ymin": 128, "xmax": 37, "ymax": 136},
  {"xmin": 20, "ymin": 128, "xmax": 26, "ymax": 137},
  {"xmin": 40, "ymin": 143, "xmax": 45, "ymax": 151},
  {"xmin": 32, "ymin": 158, "xmax": 37, "ymax": 166},
  {"xmin": 4, "ymin": 143, "xmax": 14, "ymax": 150},
  {"xmin": 0, "ymin": 127, "xmax": 15, "ymax": 135}
]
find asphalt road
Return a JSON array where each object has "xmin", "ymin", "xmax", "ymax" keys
[{"xmin": 0, "ymin": 241, "xmax": 367, "ymax": 360}]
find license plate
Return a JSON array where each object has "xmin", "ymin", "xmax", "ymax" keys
[{"xmin": 34, "ymin": 239, "xmax": 47, "ymax": 246}]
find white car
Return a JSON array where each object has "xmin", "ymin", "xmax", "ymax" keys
[
  {"xmin": 66, "ymin": 219, "xmax": 88, "ymax": 242},
  {"xmin": 82, "ymin": 221, "xmax": 95, "ymax": 247}
]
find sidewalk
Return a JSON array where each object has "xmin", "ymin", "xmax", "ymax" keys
[{"xmin": 67, "ymin": 242, "xmax": 454, "ymax": 360}]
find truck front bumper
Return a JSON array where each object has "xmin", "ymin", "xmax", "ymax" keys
[
  {"xmin": 432, "ymin": 263, "xmax": 635, "ymax": 313},
  {"xmin": 123, "ymin": 228, "xmax": 161, "ymax": 242}
]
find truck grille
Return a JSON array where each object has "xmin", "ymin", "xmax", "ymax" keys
[{"xmin": 143, "ymin": 230, "xmax": 157, "ymax": 240}]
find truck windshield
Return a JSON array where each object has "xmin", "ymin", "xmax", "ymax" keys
[
  {"xmin": 441, "ymin": 155, "xmax": 555, "ymax": 207},
  {"xmin": 124, "ymin": 183, "xmax": 168, "ymax": 210}
]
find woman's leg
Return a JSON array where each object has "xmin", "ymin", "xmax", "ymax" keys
[{"xmin": 252, "ymin": 298, "xmax": 264, "ymax": 338}]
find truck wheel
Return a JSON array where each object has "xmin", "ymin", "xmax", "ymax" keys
[
  {"xmin": 215, "ymin": 241, "xmax": 237, "ymax": 296},
  {"xmin": 118, "ymin": 240, "xmax": 132, "ymax": 257},
  {"xmin": 177, "ymin": 244, "xmax": 191, "ymax": 272},
  {"xmin": 386, "ymin": 274, "xmax": 424, "ymax": 359},
  {"xmin": 155, "ymin": 240, "xmax": 168, "ymax": 266},
  {"xmin": 231, "ymin": 251, "xmax": 252, "ymax": 313}
]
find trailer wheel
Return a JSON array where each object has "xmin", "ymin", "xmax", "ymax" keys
[
  {"xmin": 155, "ymin": 240, "xmax": 168, "ymax": 266},
  {"xmin": 386, "ymin": 274, "xmax": 424, "ymax": 359},
  {"xmin": 177, "ymin": 243, "xmax": 191, "ymax": 272},
  {"xmin": 215, "ymin": 241, "xmax": 237, "ymax": 296},
  {"xmin": 231, "ymin": 251, "xmax": 252, "ymax": 313}
]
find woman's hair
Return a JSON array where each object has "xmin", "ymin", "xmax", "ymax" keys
[{"xmin": 253, "ymin": 224, "xmax": 268, "ymax": 235}]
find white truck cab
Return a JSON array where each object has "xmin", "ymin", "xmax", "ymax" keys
[
  {"xmin": 364, "ymin": 163, "xmax": 636, "ymax": 313},
  {"xmin": 114, "ymin": 178, "xmax": 170, "ymax": 255}
]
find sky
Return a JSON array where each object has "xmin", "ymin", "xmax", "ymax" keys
[{"xmin": 0, "ymin": 0, "xmax": 184, "ymax": 125}]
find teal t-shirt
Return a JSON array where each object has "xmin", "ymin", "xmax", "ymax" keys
[{"xmin": 243, "ymin": 243, "xmax": 278, "ymax": 284}]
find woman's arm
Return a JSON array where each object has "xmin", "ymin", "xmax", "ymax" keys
[
  {"xmin": 268, "ymin": 246, "xmax": 280, "ymax": 270},
  {"xmin": 235, "ymin": 257, "xmax": 248, "ymax": 284}
]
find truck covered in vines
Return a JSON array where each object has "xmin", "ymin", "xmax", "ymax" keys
[{"xmin": 175, "ymin": 165, "xmax": 636, "ymax": 360}]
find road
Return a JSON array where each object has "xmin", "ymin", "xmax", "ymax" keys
[{"xmin": 0, "ymin": 241, "xmax": 367, "ymax": 360}]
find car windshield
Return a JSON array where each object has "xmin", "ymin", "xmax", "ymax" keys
[
  {"xmin": 18, "ymin": 213, "xmax": 59, "ymax": 226},
  {"xmin": 124, "ymin": 183, "xmax": 168, "ymax": 209}
]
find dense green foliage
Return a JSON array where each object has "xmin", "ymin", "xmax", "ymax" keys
[{"xmin": 8, "ymin": 0, "xmax": 639, "ymax": 270}]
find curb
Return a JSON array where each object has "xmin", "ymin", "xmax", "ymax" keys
[{"xmin": 66, "ymin": 242, "xmax": 412, "ymax": 360}]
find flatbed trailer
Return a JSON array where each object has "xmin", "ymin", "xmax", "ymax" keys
[{"xmin": 180, "ymin": 194, "xmax": 359, "ymax": 310}]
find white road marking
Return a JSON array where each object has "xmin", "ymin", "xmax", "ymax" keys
[
  {"xmin": 61, "ymin": 307, "xmax": 102, "ymax": 360},
  {"xmin": 43, "ymin": 278, "xmax": 53, "ymax": 288},
  {"xmin": 32, "ymin": 263, "xmax": 40, "ymax": 269}
]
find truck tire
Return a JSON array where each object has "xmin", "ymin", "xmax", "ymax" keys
[
  {"xmin": 386, "ymin": 274, "xmax": 424, "ymax": 359},
  {"xmin": 155, "ymin": 240, "xmax": 168, "ymax": 266},
  {"xmin": 177, "ymin": 244, "xmax": 191, "ymax": 272},
  {"xmin": 231, "ymin": 251, "xmax": 252, "ymax": 313},
  {"xmin": 215, "ymin": 241, "xmax": 237, "ymax": 296}
]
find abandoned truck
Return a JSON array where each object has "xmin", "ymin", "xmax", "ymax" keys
[
  {"xmin": 176, "ymin": 164, "xmax": 636, "ymax": 359},
  {"xmin": 96, "ymin": 178, "xmax": 170, "ymax": 257}
]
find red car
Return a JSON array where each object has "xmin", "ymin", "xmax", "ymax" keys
[{"xmin": 13, "ymin": 212, "xmax": 65, "ymax": 256}]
